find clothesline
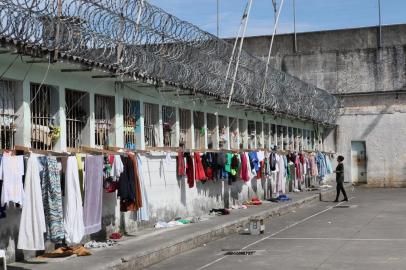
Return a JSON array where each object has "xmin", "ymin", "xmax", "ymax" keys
[{"xmin": 10, "ymin": 145, "xmax": 336, "ymax": 158}]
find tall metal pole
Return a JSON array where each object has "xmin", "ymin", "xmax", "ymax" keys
[
  {"xmin": 378, "ymin": 0, "xmax": 382, "ymax": 48},
  {"xmin": 227, "ymin": 0, "xmax": 253, "ymax": 108},
  {"xmin": 293, "ymin": 0, "xmax": 297, "ymax": 53},
  {"xmin": 217, "ymin": 0, "xmax": 220, "ymax": 37},
  {"xmin": 260, "ymin": 0, "xmax": 286, "ymax": 103}
]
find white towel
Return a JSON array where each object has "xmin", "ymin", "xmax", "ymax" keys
[
  {"xmin": 64, "ymin": 156, "xmax": 85, "ymax": 244},
  {"xmin": 17, "ymin": 155, "xmax": 46, "ymax": 250}
]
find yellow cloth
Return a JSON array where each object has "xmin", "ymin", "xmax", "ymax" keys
[{"xmin": 76, "ymin": 154, "xmax": 85, "ymax": 200}]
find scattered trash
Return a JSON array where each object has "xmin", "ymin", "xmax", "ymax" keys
[
  {"xmin": 210, "ymin": 208, "xmax": 230, "ymax": 216},
  {"xmin": 84, "ymin": 240, "xmax": 118, "ymax": 249},
  {"xmin": 231, "ymin": 205, "xmax": 248, "ymax": 210},
  {"xmin": 109, "ymin": 232, "xmax": 122, "ymax": 240}
]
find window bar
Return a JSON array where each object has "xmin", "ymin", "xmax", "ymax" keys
[
  {"xmin": 0, "ymin": 80, "xmax": 15, "ymax": 150},
  {"xmin": 256, "ymin": 121, "xmax": 263, "ymax": 149},
  {"xmin": 66, "ymin": 89, "xmax": 87, "ymax": 149},
  {"xmin": 193, "ymin": 111, "xmax": 204, "ymax": 149},
  {"xmin": 95, "ymin": 95, "xmax": 113, "ymax": 149},
  {"xmin": 264, "ymin": 122, "xmax": 270, "ymax": 149},
  {"xmin": 229, "ymin": 117, "xmax": 238, "ymax": 149},
  {"xmin": 124, "ymin": 99, "xmax": 139, "ymax": 149},
  {"xmin": 162, "ymin": 105, "xmax": 176, "ymax": 147},
  {"xmin": 218, "ymin": 115, "xmax": 227, "ymax": 149},
  {"xmin": 207, "ymin": 113, "xmax": 216, "ymax": 149},
  {"xmin": 144, "ymin": 103, "xmax": 159, "ymax": 147},
  {"xmin": 248, "ymin": 120, "xmax": 255, "ymax": 149},
  {"xmin": 31, "ymin": 84, "xmax": 53, "ymax": 150}
]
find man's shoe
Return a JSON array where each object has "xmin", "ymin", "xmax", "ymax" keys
[
  {"xmin": 341, "ymin": 198, "xmax": 348, "ymax": 202},
  {"xmin": 333, "ymin": 200, "xmax": 339, "ymax": 202}
]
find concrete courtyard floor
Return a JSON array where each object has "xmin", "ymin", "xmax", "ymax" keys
[{"xmin": 147, "ymin": 187, "xmax": 406, "ymax": 270}]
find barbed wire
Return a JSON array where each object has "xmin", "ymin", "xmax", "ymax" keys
[{"xmin": 0, "ymin": 0, "xmax": 338, "ymax": 124}]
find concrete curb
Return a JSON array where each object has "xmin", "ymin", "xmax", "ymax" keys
[{"xmin": 112, "ymin": 190, "xmax": 333, "ymax": 270}]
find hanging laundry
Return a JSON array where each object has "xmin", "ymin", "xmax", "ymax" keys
[
  {"xmin": 184, "ymin": 153, "xmax": 194, "ymax": 188},
  {"xmin": 39, "ymin": 156, "xmax": 64, "ymax": 243},
  {"xmin": 270, "ymin": 152, "xmax": 277, "ymax": 171},
  {"xmin": 248, "ymin": 152, "xmax": 259, "ymax": 173},
  {"xmin": 64, "ymin": 156, "xmax": 85, "ymax": 244},
  {"xmin": 0, "ymin": 155, "xmax": 25, "ymax": 207},
  {"xmin": 239, "ymin": 153, "xmax": 249, "ymax": 182},
  {"xmin": 309, "ymin": 154, "xmax": 318, "ymax": 177},
  {"xmin": 18, "ymin": 155, "xmax": 46, "ymax": 251},
  {"xmin": 120, "ymin": 153, "xmax": 142, "ymax": 212},
  {"xmin": 216, "ymin": 152, "xmax": 227, "ymax": 180},
  {"xmin": 194, "ymin": 152, "xmax": 206, "ymax": 181},
  {"xmin": 325, "ymin": 155, "xmax": 333, "ymax": 174},
  {"xmin": 131, "ymin": 155, "xmax": 149, "ymax": 222},
  {"xmin": 76, "ymin": 153, "xmax": 85, "ymax": 199},
  {"xmin": 177, "ymin": 151, "xmax": 185, "ymax": 177},
  {"xmin": 316, "ymin": 152, "xmax": 327, "ymax": 181},
  {"xmin": 201, "ymin": 152, "xmax": 215, "ymax": 180},
  {"xmin": 257, "ymin": 151, "xmax": 265, "ymax": 163},
  {"xmin": 276, "ymin": 154, "xmax": 286, "ymax": 195},
  {"xmin": 228, "ymin": 154, "xmax": 240, "ymax": 184},
  {"xmin": 225, "ymin": 153, "xmax": 232, "ymax": 173},
  {"xmin": 83, "ymin": 155, "xmax": 104, "ymax": 235},
  {"xmin": 245, "ymin": 152, "xmax": 254, "ymax": 179},
  {"xmin": 118, "ymin": 156, "xmax": 136, "ymax": 211}
]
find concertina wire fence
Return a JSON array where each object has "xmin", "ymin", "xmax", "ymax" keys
[{"xmin": 0, "ymin": 0, "xmax": 338, "ymax": 124}]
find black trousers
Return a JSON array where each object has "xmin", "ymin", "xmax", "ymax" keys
[{"xmin": 335, "ymin": 181, "xmax": 348, "ymax": 200}]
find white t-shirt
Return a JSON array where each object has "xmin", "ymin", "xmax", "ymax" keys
[
  {"xmin": 110, "ymin": 155, "xmax": 124, "ymax": 180},
  {"xmin": 0, "ymin": 155, "xmax": 25, "ymax": 206}
]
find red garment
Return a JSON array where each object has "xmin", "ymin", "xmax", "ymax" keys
[
  {"xmin": 256, "ymin": 160, "xmax": 265, "ymax": 179},
  {"xmin": 295, "ymin": 155, "xmax": 302, "ymax": 179},
  {"xmin": 108, "ymin": 155, "xmax": 115, "ymax": 166},
  {"xmin": 205, "ymin": 167, "xmax": 213, "ymax": 180},
  {"xmin": 185, "ymin": 153, "xmax": 194, "ymax": 188},
  {"xmin": 240, "ymin": 153, "xmax": 249, "ymax": 182},
  {"xmin": 194, "ymin": 152, "xmax": 207, "ymax": 181},
  {"xmin": 177, "ymin": 151, "xmax": 185, "ymax": 177}
]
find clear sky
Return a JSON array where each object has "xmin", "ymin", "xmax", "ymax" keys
[{"xmin": 148, "ymin": 0, "xmax": 406, "ymax": 38}]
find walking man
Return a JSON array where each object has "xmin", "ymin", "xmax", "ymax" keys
[{"xmin": 334, "ymin": 155, "xmax": 348, "ymax": 202}]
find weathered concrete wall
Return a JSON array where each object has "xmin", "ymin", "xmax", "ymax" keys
[
  {"xmin": 336, "ymin": 93, "xmax": 406, "ymax": 187},
  {"xmin": 239, "ymin": 24, "xmax": 406, "ymax": 186},
  {"xmin": 241, "ymin": 24, "xmax": 406, "ymax": 94}
]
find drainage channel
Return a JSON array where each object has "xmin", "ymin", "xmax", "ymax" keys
[{"xmin": 222, "ymin": 250, "xmax": 265, "ymax": 256}]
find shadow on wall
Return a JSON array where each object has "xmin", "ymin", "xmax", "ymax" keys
[
  {"xmin": 91, "ymin": 192, "xmax": 117, "ymax": 241},
  {"xmin": 0, "ymin": 207, "xmax": 24, "ymax": 261},
  {"xmin": 177, "ymin": 176, "xmax": 187, "ymax": 207},
  {"xmin": 196, "ymin": 180, "xmax": 223, "ymax": 201},
  {"xmin": 360, "ymin": 103, "xmax": 392, "ymax": 138}
]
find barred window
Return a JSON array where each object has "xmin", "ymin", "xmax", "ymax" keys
[
  {"xmin": 124, "ymin": 99, "xmax": 140, "ymax": 150},
  {"xmin": 193, "ymin": 111, "xmax": 205, "ymax": 149},
  {"xmin": 95, "ymin": 95, "xmax": 115, "ymax": 149},
  {"xmin": 270, "ymin": 124, "xmax": 276, "ymax": 147},
  {"xmin": 31, "ymin": 83, "xmax": 56, "ymax": 150},
  {"xmin": 0, "ymin": 80, "xmax": 16, "ymax": 150},
  {"xmin": 66, "ymin": 89, "xmax": 88, "ymax": 149},
  {"xmin": 248, "ymin": 120, "xmax": 255, "ymax": 149},
  {"xmin": 229, "ymin": 117, "xmax": 238, "ymax": 149},
  {"xmin": 179, "ymin": 108, "xmax": 191, "ymax": 148},
  {"xmin": 162, "ymin": 105, "xmax": 176, "ymax": 147},
  {"xmin": 264, "ymin": 123, "xmax": 270, "ymax": 149},
  {"xmin": 206, "ymin": 113, "xmax": 216, "ymax": 149},
  {"xmin": 277, "ymin": 125, "xmax": 284, "ymax": 149},
  {"xmin": 218, "ymin": 115, "xmax": 227, "ymax": 149},
  {"xmin": 144, "ymin": 103, "xmax": 159, "ymax": 147},
  {"xmin": 256, "ymin": 122, "xmax": 263, "ymax": 149},
  {"xmin": 238, "ymin": 119, "xmax": 246, "ymax": 149}
]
